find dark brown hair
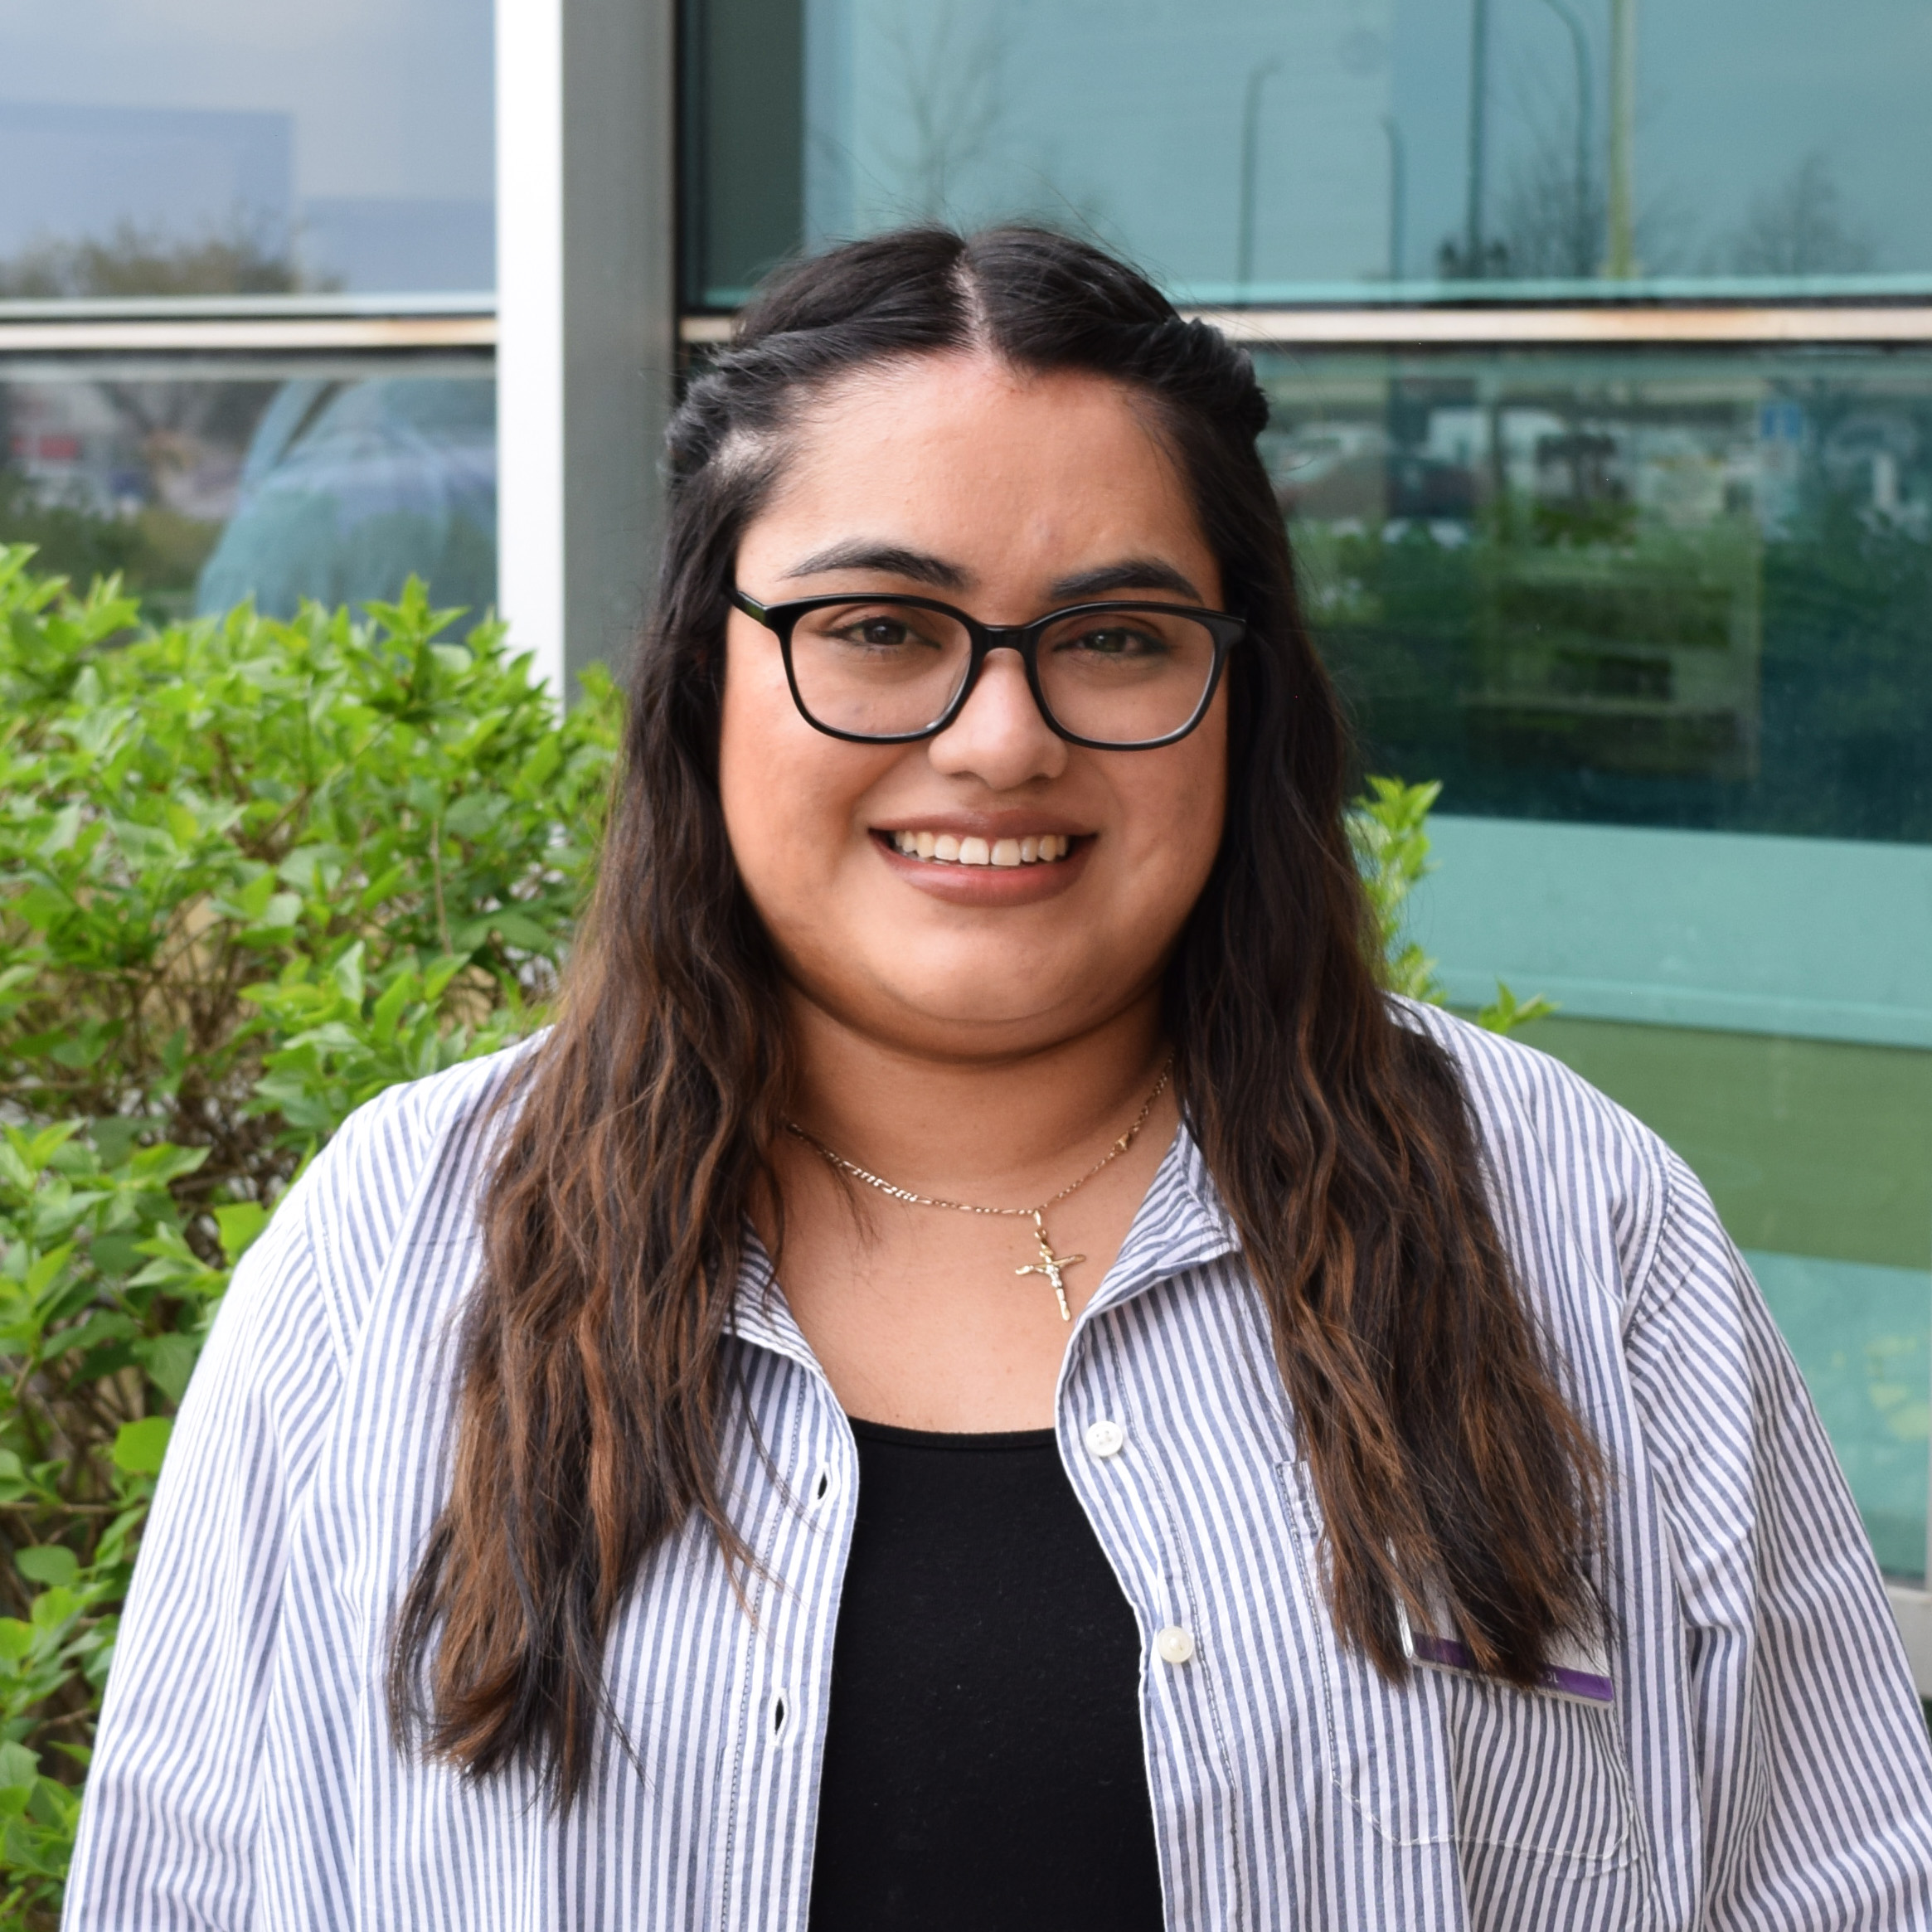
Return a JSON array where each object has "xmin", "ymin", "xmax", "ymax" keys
[{"xmin": 389, "ymin": 226, "xmax": 1603, "ymax": 1801}]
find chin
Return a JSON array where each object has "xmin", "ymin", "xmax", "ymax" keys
[{"xmin": 883, "ymin": 971, "xmax": 1071, "ymax": 1036}]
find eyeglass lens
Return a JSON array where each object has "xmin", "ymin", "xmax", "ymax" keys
[{"xmin": 786, "ymin": 599, "xmax": 1219, "ymax": 744}]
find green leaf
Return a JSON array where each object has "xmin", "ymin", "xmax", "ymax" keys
[
  {"xmin": 29, "ymin": 1588, "xmax": 79, "ymax": 1632},
  {"xmin": 19, "ymin": 1245, "xmax": 75, "ymax": 1303},
  {"xmin": 0, "ymin": 1741, "xmax": 36, "ymax": 1791},
  {"xmin": 330, "ymin": 943, "xmax": 366, "ymax": 1004},
  {"xmin": 262, "ymin": 892, "xmax": 303, "ymax": 929},
  {"xmin": 111, "ymin": 1417, "xmax": 172, "ymax": 1475},
  {"xmin": 126, "ymin": 1143, "xmax": 211, "ymax": 1185},
  {"xmin": 1477, "ymin": 981, "xmax": 1559, "ymax": 1036},
  {"xmin": 133, "ymin": 1332, "xmax": 200, "ymax": 1405},
  {"xmin": 13, "ymin": 1548, "xmax": 76, "ymax": 1590},
  {"xmin": 213, "ymin": 1200, "xmax": 270, "ymax": 1265}
]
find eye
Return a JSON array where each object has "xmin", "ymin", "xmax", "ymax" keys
[
  {"xmin": 1058, "ymin": 624, "xmax": 1169, "ymax": 658},
  {"xmin": 838, "ymin": 616, "xmax": 913, "ymax": 646},
  {"xmin": 823, "ymin": 610, "xmax": 947, "ymax": 651}
]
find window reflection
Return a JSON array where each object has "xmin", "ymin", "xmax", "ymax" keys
[
  {"xmin": 0, "ymin": 0, "xmax": 493, "ymax": 297},
  {"xmin": 197, "ymin": 375, "xmax": 496, "ymax": 618},
  {"xmin": 0, "ymin": 360, "xmax": 496, "ymax": 622},
  {"xmin": 1269, "ymin": 342, "xmax": 1932, "ymax": 1575},
  {"xmin": 687, "ymin": 0, "xmax": 1932, "ymax": 308},
  {"xmin": 1268, "ymin": 347, "xmax": 1932, "ymax": 839}
]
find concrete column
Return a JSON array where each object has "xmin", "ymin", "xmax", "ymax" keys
[{"xmin": 496, "ymin": 0, "xmax": 677, "ymax": 697}]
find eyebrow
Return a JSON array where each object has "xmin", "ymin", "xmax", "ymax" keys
[
  {"xmin": 1048, "ymin": 556, "xmax": 1203, "ymax": 602},
  {"xmin": 782, "ymin": 541, "xmax": 970, "ymax": 590},
  {"xmin": 782, "ymin": 542, "xmax": 1205, "ymax": 604}
]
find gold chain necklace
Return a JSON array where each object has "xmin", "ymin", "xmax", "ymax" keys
[{"xmin": 785, "ymin": 1061, "xmax": 1172, "ymax": 1323}]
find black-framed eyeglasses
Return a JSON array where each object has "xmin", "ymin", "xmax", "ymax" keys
[{"xmin": 731, "ymin": 589, "xmax": 1242, "ymax": 750}]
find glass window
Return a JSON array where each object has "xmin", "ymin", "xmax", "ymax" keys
[
  {"xmin": 0, "ymin": 0, "xmax": 493, "ymax": 298},
  {"xmin": 1260, "ymin": 339, "xmax": 1932, "ymax": 1576},
  {"xmin": 686, "ymin": 0, "xmax": 1932, "ymax": 309},
  {"xmin": 0, "ymin": 355, "xmax": 496, "ymax": 620}
]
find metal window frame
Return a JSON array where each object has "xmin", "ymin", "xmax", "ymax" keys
[
  {"xmin": 692, "ymin": 289, "xmax": 1932, "ymax": 1665},
  {"xmin": 0, "ymin": 310, "xmax": 496, "ymax": 354},
  {"xmin": 7, "ymin": 80, "xmax": 1932, "ymax": 1687},
  {"xmin": 0, "ymin": 0, "xmax": 678, "ymax": 706},
  {"xmin": 2, "ymin": 0, "xmax": 1925, "ymax": 1692},
  {"xmin": 682, "ymin": 303, "xmax": 1932, "ymax": 348}
]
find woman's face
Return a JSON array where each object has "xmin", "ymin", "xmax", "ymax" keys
[{"xmin": 720, "ymin": 351, "xmax": 1229, "ymax": 1061}]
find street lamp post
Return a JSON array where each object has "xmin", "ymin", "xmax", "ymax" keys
[
  {"xmin": 1383, "ymin": 115, "xmax": 1406, "ymax": 284},
  {"xmin": 1606, "ymin": 0, "xmax": 1638, "ymax": 278},
  {"xmin": 1464, "ymin": 0, "xmax": 1492, "ymax": 274},
  {"xmin": 1540, "ymin": 0, "xmax": 1593, "ymax": 277},
  {"xmin": 1236, "ymin": 56, "xmax": 1284, "ymax": 294}
]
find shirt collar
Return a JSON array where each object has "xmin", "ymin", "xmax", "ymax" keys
[
  {"xmin": 726, "ymin": 1120, "xmax": 1241, "ymax": 1366},
  {"xmin": 725, "ymin": 1229, "xmax": 818, "ymax": 1369},
  {"xmin": 1074, "ymin": 1119, "xmax": 1241, "ymax": 1327}
]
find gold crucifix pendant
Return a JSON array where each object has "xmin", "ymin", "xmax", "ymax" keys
[{"xmin": 1015, "ymin": 1209, "xmax": 1085, "ymax": 1323}]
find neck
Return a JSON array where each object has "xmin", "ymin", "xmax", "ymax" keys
[{"xmin": 783, "ymin": 988, "xmax": 1172, "ymax": 1204}]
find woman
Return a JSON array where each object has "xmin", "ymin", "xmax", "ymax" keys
[{"xmin": 68, "ymin": 228, "xmax": 1932, "ymax": 1930}]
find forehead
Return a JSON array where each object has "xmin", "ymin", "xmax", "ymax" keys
[{"xmin": 742, "ymin": 351, "xmax": 1216, "ymax": 590}]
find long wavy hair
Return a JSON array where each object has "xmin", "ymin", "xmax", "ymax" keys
[{"xmin": 389, "ymin": 226, "xmax": 1604, "ymax": 1803}]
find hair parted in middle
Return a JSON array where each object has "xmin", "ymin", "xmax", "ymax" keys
[{"xmin": 389, "ymin": 224, "xmax": 1605, "ymax": 1803}]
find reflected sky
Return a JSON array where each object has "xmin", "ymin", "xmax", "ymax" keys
[
  {"xmin": 0, "ymin": 0, "xmax": 493, "ymax": 290},
  {"xmin": 731, "ymin": 0, "xmax": 1932, "ymax": 303}
]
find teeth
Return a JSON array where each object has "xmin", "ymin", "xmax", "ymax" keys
[{"xmin": 888, "ymin": 830, "xmax": 1075, "ymax": 866}]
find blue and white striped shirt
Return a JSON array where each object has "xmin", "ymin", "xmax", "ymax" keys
[{"xmin": 65, "ymin": 1007, "xmax": 1932, "ymax": 1929}]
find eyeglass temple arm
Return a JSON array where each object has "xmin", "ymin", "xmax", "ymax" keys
[{"xmin": 730, "ymin": 588, "xmax": 769, "ymax": 622}]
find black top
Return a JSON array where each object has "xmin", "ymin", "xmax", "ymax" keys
[{"xmin": 808, "ymin": 1417, "xmax": 1167, "ymax": 1932}]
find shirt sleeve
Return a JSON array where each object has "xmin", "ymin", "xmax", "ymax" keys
[
  {"xmin": 61, "ymin": 1155, "xmax": 347, "ymax": 1931},
  {"xmin": 1624, "ymin": 1150, "xmax": 1932, "ymax": 1928}
]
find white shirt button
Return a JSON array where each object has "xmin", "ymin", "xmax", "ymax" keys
[
  {"xmin": 1154, "ymin": 1624, "xmax": 1196, "ymax": 1665},
  {"xmin": 1084, "ymin": 1419, "xmax": 1126, "ymax": 1459}
]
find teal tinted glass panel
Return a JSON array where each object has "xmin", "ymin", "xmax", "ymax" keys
[
  {"xmin": 0, "ymin": 357, "xmax": 495, "ymax": 621},
  {"xmin": 1268, "ymin": 345, "xmax": 1932, "ymax": 845},
  {"xmin": 1264, "ymin": 341, "xmax": 1932, "ymax": 1575},
  {"xmin": 686, "ymin": 0, "xmax": 1932, "ymax": 308},
  {"xmin": 0, "ymin": 0, "xmax": 493, "ymax": 295}
]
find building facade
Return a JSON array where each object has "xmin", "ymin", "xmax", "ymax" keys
[{"xmin": 2, "ymin": 0, "xmax": 1929, "ymax": 1671}]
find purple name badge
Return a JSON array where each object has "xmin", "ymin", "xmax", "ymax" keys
[{"xmin": 1399, "ymin": 1603, "xmax": 1613, "ymax": 1707}]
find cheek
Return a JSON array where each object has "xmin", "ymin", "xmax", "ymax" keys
[
  {"xmin": 1116, "ymin": 719, "xmax": 1228, "ymax": 910},
  {"xmin": 716, "ymin": 643, "xmax": 786, "ymax": 871},
  {"xmin": 717, "ymin": 629, "xmax": 831, "ymax": 908},
  {"xmin": 716, "ymin": 629, "xmax": 889, "ymax": 903}
]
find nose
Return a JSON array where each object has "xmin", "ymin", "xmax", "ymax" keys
[{"xmin": 925, "ymin": 645, "xmax": 1068, "ymax": 789}]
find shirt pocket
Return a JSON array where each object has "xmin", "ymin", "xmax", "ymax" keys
[
  {"xmin": 1436, "ymin": 1671, "xmax": 1638, "ymax": 1870},
  {"xmin": 1279, "ymin": 1460, "xmax": 1453, "ymax": 1848},
  {"xmin": 1279, "ymin": 1460, "xmax": 1637, "ymax": 1870}
]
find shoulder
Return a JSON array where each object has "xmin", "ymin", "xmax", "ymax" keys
[
  {"xmin": 302, "ymin": 1039, "xmax": 536, "ymax": 1245},
  {"xmin": 226, "ymin": 1038, "xmax": 541, "ymax": 1381},
  {"xmin": 1388, "ymin": 998, "xmax": 1681, "ymax": 1313}
]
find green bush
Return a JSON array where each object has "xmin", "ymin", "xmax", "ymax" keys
[
  {"xmin": 0, "ymin": 554, "xmax": 1537, "ymax": 1922},
  {"xmin": 0, "ymin": 551, "xmax": 617, "ymax": 1922},
  {"xmin": 1348, "ymin": 774, "xmax": 1553, "ymax": 1032}
]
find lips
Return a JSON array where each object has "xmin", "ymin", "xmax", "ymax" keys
[{"xmin": 870, "ymin": 823, "xmax": 1093, "ymax": 904}]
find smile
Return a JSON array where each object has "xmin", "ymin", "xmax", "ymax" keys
[{"xmin": 885, "ymin": 830, "xmax": 1076, "ymax": 867}]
